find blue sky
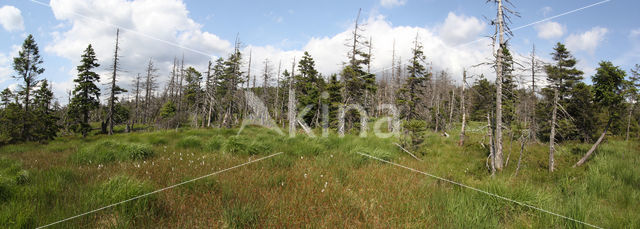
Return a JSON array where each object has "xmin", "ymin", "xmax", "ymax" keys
[{"xmin": 0, "ymin": 0, "xmax": 639, "ymax": 103}]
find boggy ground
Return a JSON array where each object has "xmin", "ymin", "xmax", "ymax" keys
[{"xmin": 0, "ymin": 123, "xmax": 638, "ymax": 228}]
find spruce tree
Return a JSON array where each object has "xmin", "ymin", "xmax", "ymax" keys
[
  {"xmin": 544, "ymin": 42, "xmax": 583, "ymax": 172},
  {"xmin": 32, "ymin": 80, "xmax": 59, "ymax": 141},
  {"xmin": 183, "ymin": 67, "xmax": 203, "ymax": 109},
  {"xmin": 398, "ymin": 35, "xmax": 430, "ymax": 121},
  {"xmin": 295, "ymin": 52, "xmax": 322, "ymax": 126},
  {"xmin": 575, "ymin": 61, "xmax": 626, "ymax": 167},
  {"xmin": 469, "ymin": 75, "xmax": 496, "ymax": 121},
  {"xmin": 0, "ymin": 88, "xmax": 12, "ymax": 108},
  {"xmin": 218, "ymin": 46, "xmax": 244, "ymax": 128},
  {"xmin": 68, "ymin": 44, "xmax": 101, "ymax": 137},
  {"xmin": 12, "ymin": 34, "xmax": 45, "ymax": 140},
  {"xmin": 500, "ymin": 45, "xmax": 517, "ymax": 126},
  {"xmin": 567, "ymin": 82, "xmax": 596, "ymax": 142},
  {"xmin": 326, "ymin": 74, "xmax": 343, "ymax": 128},
  {"xmin": 624, "ymin": 64, "xmax": 640, "ymax": 140}
]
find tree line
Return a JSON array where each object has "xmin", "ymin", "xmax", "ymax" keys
[{"xmin": 1, "ymin": 4, "xmax": 638, "ymax": 171}]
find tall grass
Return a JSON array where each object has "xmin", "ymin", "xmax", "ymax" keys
[
  {"xmin": 70, "ymin": 140, "xmax": 154, "ymax": 164},
  {"xmin": 88, "ymin": 175, "xmax": 162, "ymax": 226},
  {"xmin": 0, "ymin": 124, "xmax": 637, "ymax": 227}
]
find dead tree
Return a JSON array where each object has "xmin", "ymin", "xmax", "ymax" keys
[
  {"xmin": 143, "ymin": 58, "xmax": 158, "ymax": 124},
  {"xmin": 488, "ymin": 0, "xmax": 518, "ymax": 171},
  {"xmin": 549, "ymin": 82, "xmax": 559, "ymax": 172},
  {"xmin": 574, "ymin": 119, "xmax": 613, "ymax": 167},
  {"xmin": 519, "ymin": 44, "xmax": 545, "ymax": 141},
  {"xmin": 106, "ymin": 28, "xmax": 123, "ymax": 135},
  {"xmin": 288, "ymin": 57, "xmax": 296, "ymax": 136},
  {"xmin": 177, "ymin": 56, "xmax": 185, "ymax": 113},
  {"xmin": 247, "ymin": 49, "xmax": 252, "ymax": 89},
  {"xmin": 458, "ymin": 69, "xmax": 467, "ymax": 146},
  {"xmin": 274, "ymin": 60, "xmax": 282, "ymax": 122},
  {"xmin": 514, "ymin": 132, "xmax": 530, "ymax": 177},
  {"xmin": 487, "ymin": 113, "xmax": 496, "ymax": 176},
  {"xmin": 262, "ymin": 59, "xmax": 271, "ymax": 101},
  {"xmin": 449, "ymin": 86, "xmax": 455, "ymax": 128},
  {"xmin": 132, "ymin": 73, "xmax": 142, "ymax": 128}
]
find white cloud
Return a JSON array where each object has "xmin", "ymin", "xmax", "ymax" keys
[
  {"xmin": 566, "ymin": 27, "xmax": 608, "ymax": 55},
  {"xmin": 0, "ymin": 5, "xmax": 25, "ymax": 32},
  {"xmin": 244, "ymin": 13, "xmax": 493, "ymax": 85},
  {"xmin": 0, "ymin": 53, "xmax": 11, "ymax": 85},
  {"xmin": 380, "ymin": 0, "xmax": 407, "ymax": 8},
  {"xmin": 0, "ymin": 45, "xmax": 20, "ymax": 87},
  {"xmin": 630, "ymin": 28, "xmax": 640, "ymax": 38},
  {"xmin": 46, "ymin": 0, "xmax": 232, "ymax": 88},
  {"xmin": 535, "ymin": 21, "xmax": 565, "ymax": 40},
  {"xmin": 541, "ymin": 6, "xmax": 552, "ymax": 17},
  {"xmin": 45, "ymin": 0, "xmax": 494, "ymax": 100},
  {"xmin": 438, "ymin": 12, "xmax": 486, "ymax": 46}
]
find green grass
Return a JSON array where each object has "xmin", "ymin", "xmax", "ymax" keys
[
  {"xmin": 70, "ymin": 140, "xmax": 154, "ymax": 164},
  {"xmin": 0, "ymin": 123, "xmax": 637, "ymax": 228},
  {"xmin": 177, "ymin": 136, "xmax": 203, "ymax": 149},
  {"xmin": 88, "ymin": 175, "xmax": 162, "ymax": 226}
]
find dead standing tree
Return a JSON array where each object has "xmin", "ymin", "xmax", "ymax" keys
[
  {"xmin": 143, "ymin": 58, "xmax": 158, "ymax": 124},
  {"xmin": 487, "ymin": 0, "xmax": 518, "ymax": 171},
  {"xmin": 459, "ymin": 69, "xmax": 467, "ymax": 146},
  {"xmin": 106, "ymin": 28, "xmax": 127, "ymax": 135},
  {"xmin": 288, "ymin": 57, "xmax": 296, "ymax": 136},
  {"xmin": 518, "ymin": 44, "xmax": 546, "ymax": 142}
]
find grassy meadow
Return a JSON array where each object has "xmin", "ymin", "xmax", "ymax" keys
[{"xmin": 0, "ymin": 122, "xmax": 638, "ymax": 228}]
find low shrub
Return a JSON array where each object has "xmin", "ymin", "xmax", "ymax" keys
[
  {"xmin": 70, "ymin": 140, "xmax": 154, "ymax": 164},
  {"xmin": 177, "ymin": 136, "xmax": 202, "ymax": 149},
  {"xmin": 0, "ymin": 158, "xmax": 29, "ymax": 203},
  {"xmin": 91, "ymin": 175, "xmax": 162, "ymax": 220},
  {"xmin": 223, "ymin": 203, "xmax": 261, "ymax": 228},
  {"xmin": 204, "ymin": 137, "xmax": 224, "ymax": 152}
]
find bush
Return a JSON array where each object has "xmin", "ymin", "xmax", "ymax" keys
[
  {"xmin": 177, "ymin": 136, "xmax": 202, "ymax": 149},
  {"xmin": 0, "ymin": 158, "xmax": 28, "ymax": 202},
  {"xmin": 224, "ymin": 136, "xmax": 249, "ymax": 155},
  {"xmin": 204, "ymin": 137, "xmax": 224, "ymax": 152},
  {"xmin": 223, "ymin": 203, "xmax": 261, "ymax": 228},
  {"xmin": 147, "ymin": 135, "xmax": 168, "ymax": 145},
  {"xmin": 92, "ymin": 175, "xmax": 161, "ymax": 221},
  {"xmin": 402, "ymin": 120, "xmax": 427, "ymax": 152},
  {"xmin": 71, "ymin": 140, "xmax": 154, "ymax": 164}
]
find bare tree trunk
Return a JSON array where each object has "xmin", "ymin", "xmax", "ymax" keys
[
  {"xmin": 487, "ymin": 113, "xmax": 496, "ymax": 176},
  {"xmin": 505, "ymin": 130, "xmax": 514, "ymax": 168},
  {"xmin": 514, "ymin": 133, "xmax": 529, "ymax": 177},
  {"xmin": 288, "ymin": 58, "xmax": 296, "ymax": 136},
  {"xmin": 574, "ymin": 119, "xmax": 612, "ymax": 167},
  {"xmin": 529, "ymin": 44, "xmax": 539, "ymax": 142},
  {"xmin": 207, "ymin": 99, "xmax": 213, "ymax": 127},
  {"xmin": 626, "ymin": 103, "xmax": 634, "ymax": 141},
  {"xmin": 107, "ymin": 28, "xmax": 121, "ymax": 136},
  {"xmin": 177, "ymin": 56, "xmax": 185, "ymax": 113},
  {"xmin": 274, "ymin": 61, "xmax": 281, "ymax": 122},
  {"xmin": 458, "ymin": 70, "xmax": 467, "ymax": 147},
  {"xmin": 449, "ymin": 87, "xmax": 455, "ymax": 128},
  {"xmin": 133, "ymin": 74, "xmax": 141, "ymax": 129},
  {"xmin": 494, "ymin": 0, "xmax": 505, "ymax": 171},
  {"xmin": 549, "ymin": 87, "xmax": 559, "ymax": 172},
  {"xmin": 435, "ymin": 95, "xmax": 440, "ymax": 132},
  {"xmin": 247, "ymin": 49, "xmax": 252, "ymax": 89}
]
